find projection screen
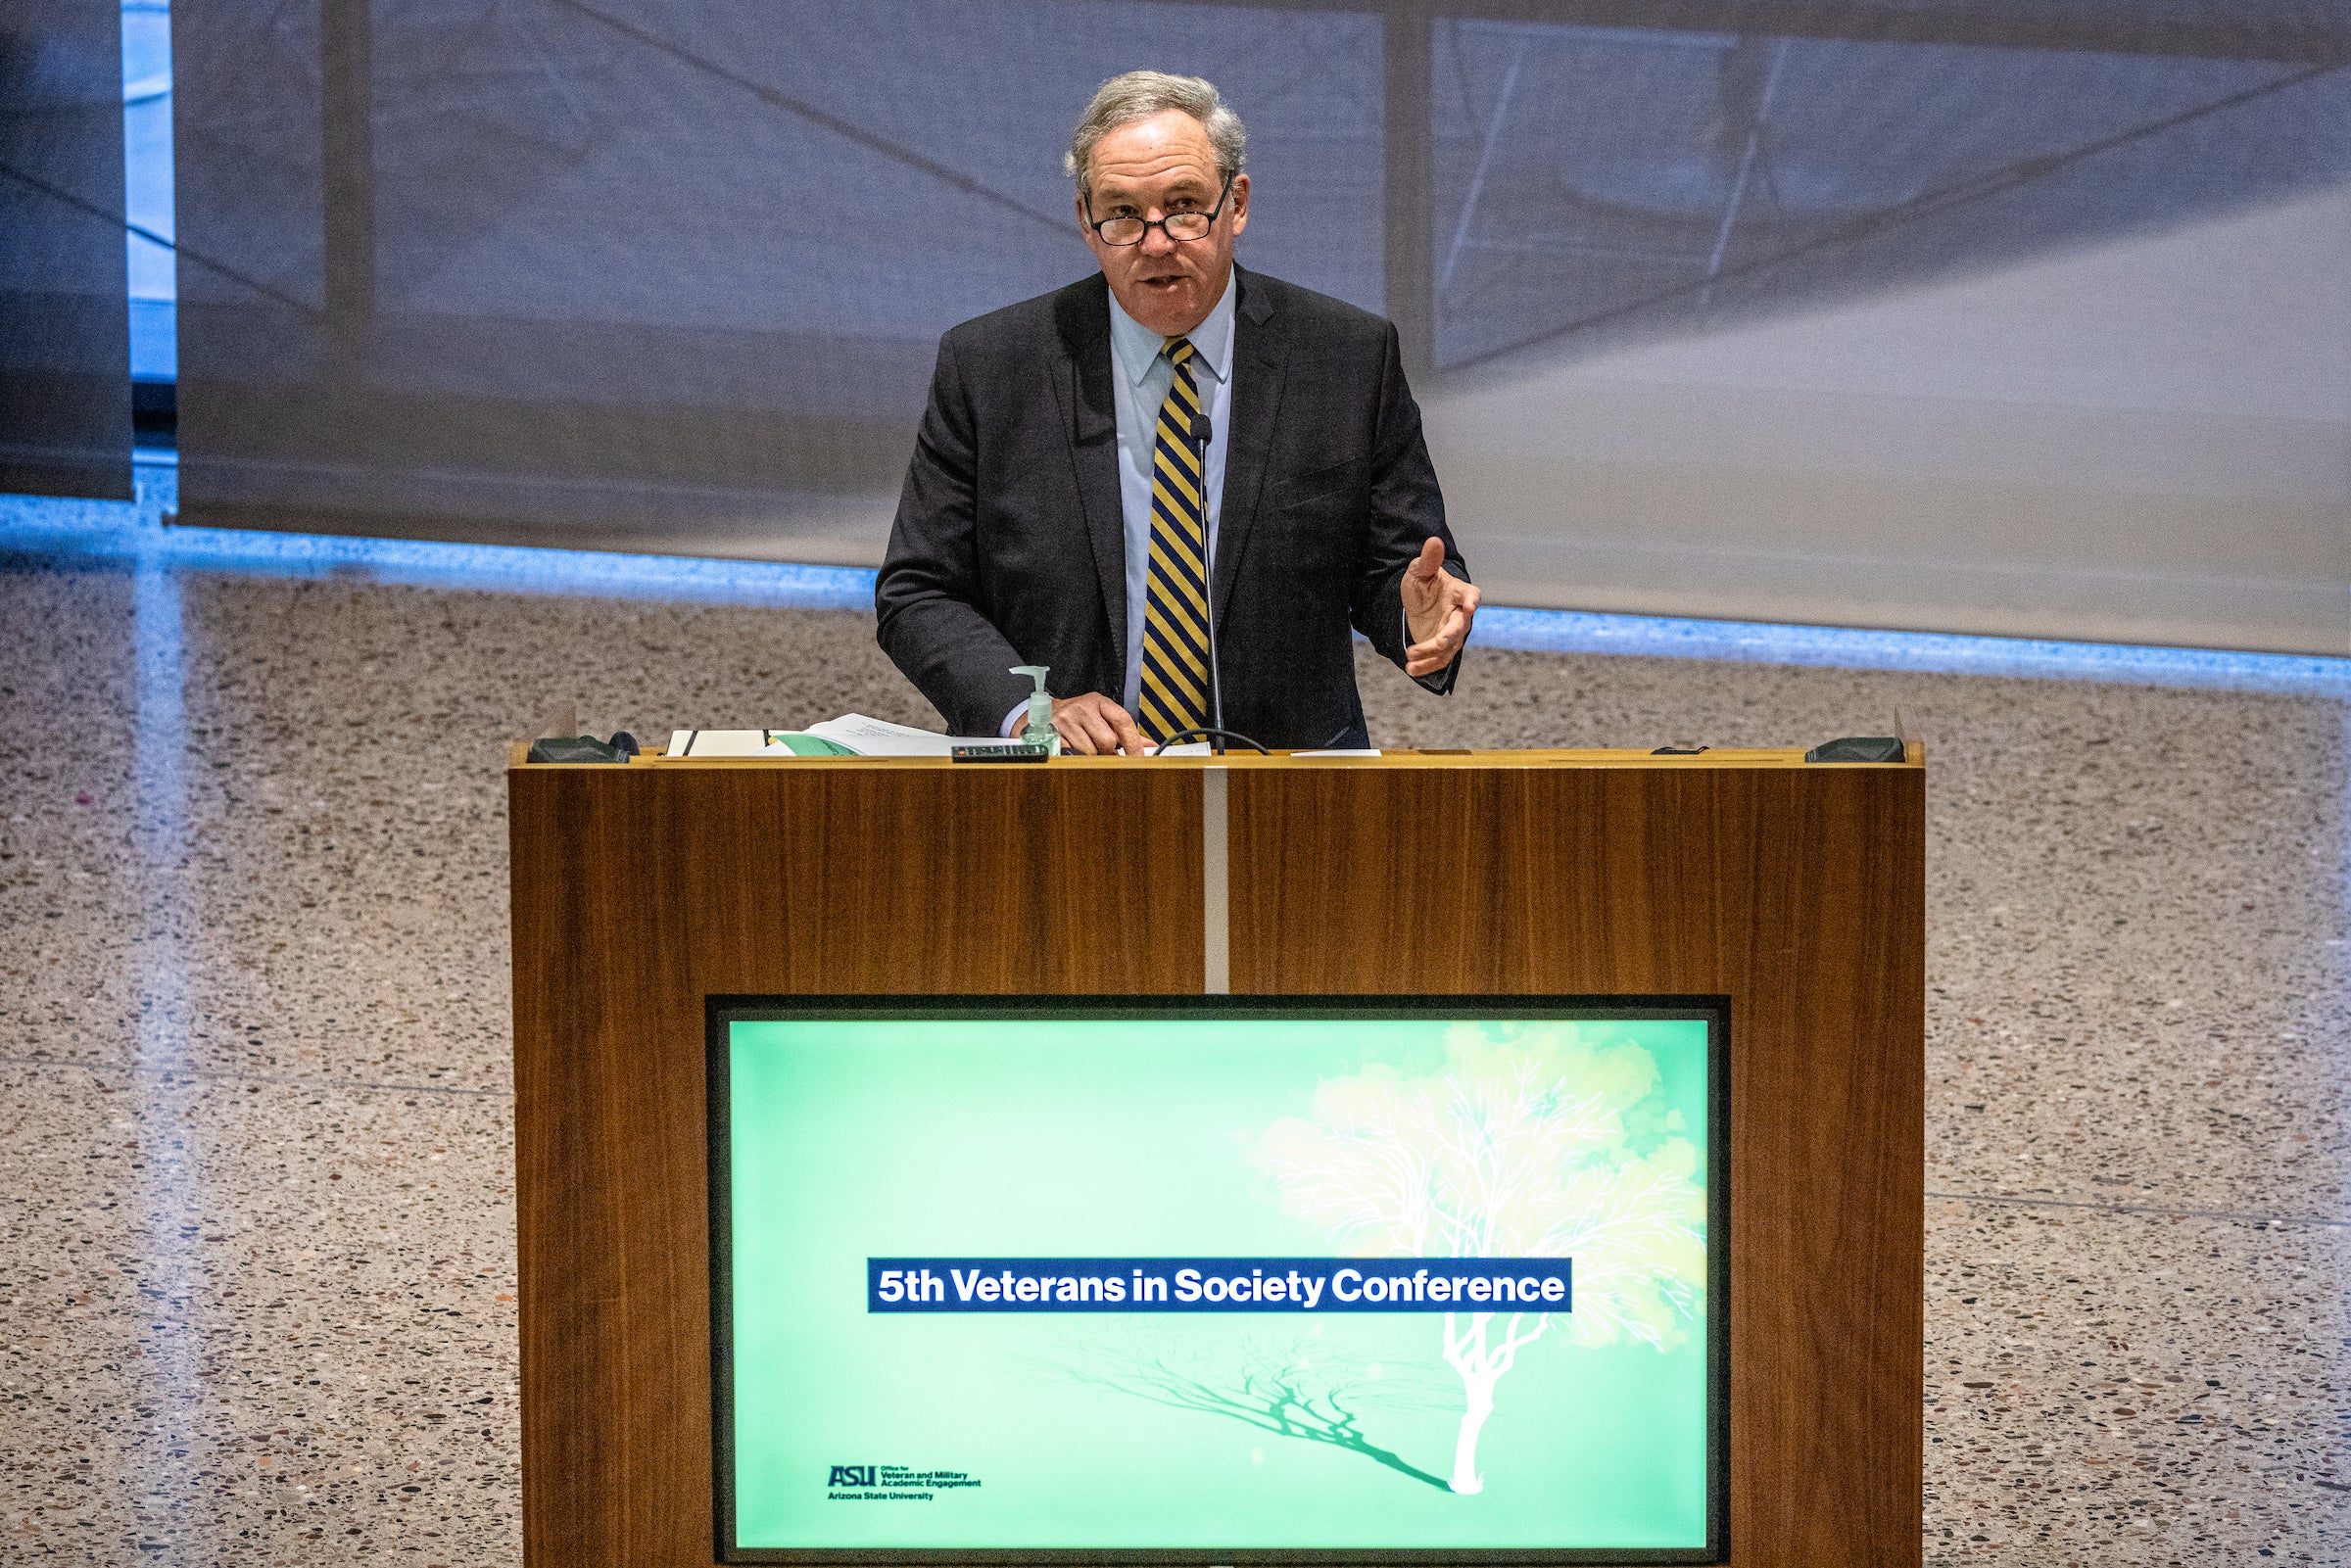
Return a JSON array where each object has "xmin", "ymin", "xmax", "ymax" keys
[{"xmin": 170, "ymin": 2, "xmax": 2351, "ymax": 652}]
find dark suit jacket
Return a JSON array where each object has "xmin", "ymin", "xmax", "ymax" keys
[{"xmin": 875, "ymin": 265, "xmax": 1465, "ymax": 750}]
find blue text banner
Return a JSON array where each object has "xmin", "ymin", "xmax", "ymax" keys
[{"xmin": 866, "ymin": 1257, "xmax": 1572, "ymax": 1313}]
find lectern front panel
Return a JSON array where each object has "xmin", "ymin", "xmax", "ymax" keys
[
  {"xmin": 705, "ymin": 997, "xmax": 1726, "ymax": 1565},
  {"xmin": 511, "ymin": 752, "xmax": 1922, "ymax": 1568}
]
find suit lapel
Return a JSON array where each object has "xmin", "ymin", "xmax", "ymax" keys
[
  {"xmin": 1215, "ymin": 266, "xmax": 1286, "ymax": 630},
  {"xmin": 1050, "ymin": 280, "xmax": 1129, "ymax": 670}
]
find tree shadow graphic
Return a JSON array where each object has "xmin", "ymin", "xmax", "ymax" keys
[{"xmin": 1064, "ymin": 1338, "xmax": 1454, "ymax": 1492}]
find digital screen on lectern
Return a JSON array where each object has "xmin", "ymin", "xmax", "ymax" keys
[{"xmin": 707, "ymin": 1000, "xmax": 1725, "ymax": 1563}]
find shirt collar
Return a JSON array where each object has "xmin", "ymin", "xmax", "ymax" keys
[{"xmin": 1107, "ymin": 268, "xmax": 1236, "ymax": 389}]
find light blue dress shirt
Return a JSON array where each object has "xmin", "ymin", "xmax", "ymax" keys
[{"xmin": 1001, "ymin": 273, "xmax": 1237, "ymax": 736}]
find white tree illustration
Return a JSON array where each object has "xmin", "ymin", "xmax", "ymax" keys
[{"xmin": 1250, "ymin": 1022, "xmax": 1706, "ymax": 1496}]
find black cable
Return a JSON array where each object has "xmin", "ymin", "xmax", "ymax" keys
[
  {"xmin": 1151, "ymin": 728, "xmax": 1270, "ymax": 756},
  {"xmin": 0, "ymin": 158, "xmax": 314, "ymax": 315}
]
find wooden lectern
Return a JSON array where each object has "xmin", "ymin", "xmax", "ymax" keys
[{"xmin": 509, "ymin": 747, "xmax": 1924, "ymax": 1567}]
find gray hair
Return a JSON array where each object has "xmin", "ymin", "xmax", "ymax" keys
[{"xmin": 1065, "ymin": 71, "xmax": 1247, "ymax": 196}]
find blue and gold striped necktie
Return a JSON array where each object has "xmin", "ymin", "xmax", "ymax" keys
[{"xmin": 1137, "ymin": 337, "xmax": 1213, "ymax": 744}]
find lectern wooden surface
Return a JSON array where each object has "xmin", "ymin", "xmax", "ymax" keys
[{"xmin": 509, "ymin": 749, "xmax": 1924, "ymax": 1567}]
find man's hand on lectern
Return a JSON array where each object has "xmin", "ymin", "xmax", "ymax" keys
[
  {"xmin": 1403, "ymin": 537, "xmax": 1480, "ymax": 677},
  {"xmin": 1052, "ymin": 692, "xmax": 1151, "ymax": 755}
]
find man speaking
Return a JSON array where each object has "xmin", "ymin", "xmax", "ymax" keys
[{"xmin": 877, "ymin": 71, "xmax": 1477, "ymax": 753}]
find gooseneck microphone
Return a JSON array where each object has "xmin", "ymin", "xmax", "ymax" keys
[{"xmin": 1190, "ymin": 411, "xmax": 1226, "ymax": 742}]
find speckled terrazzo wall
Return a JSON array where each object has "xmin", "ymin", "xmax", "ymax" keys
[{"xmin": 2, "ymin": 558, "xmax": 2344, "ymax": 1564}]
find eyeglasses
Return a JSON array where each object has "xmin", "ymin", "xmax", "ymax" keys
[{"xmin": 1085, "ymin": 173, "xmax": 1235, "ymax": 247}]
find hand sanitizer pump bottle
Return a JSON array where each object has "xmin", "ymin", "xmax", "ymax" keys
[{"xmin": 1009, "ymin": 666, "xmax": 1060, "ymax": 756}]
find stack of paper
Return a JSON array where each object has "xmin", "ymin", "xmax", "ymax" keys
[
  {"xmin": 666, "ymin": 715, "xmax": 1006, "ymax": 759},
  {"xmin": 664, "ymin": 715, "xmax": 1370, "ymax": 759}
]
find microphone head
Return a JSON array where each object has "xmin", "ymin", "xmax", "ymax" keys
[{"xmin": 1190, "ymin": 412, "xmax": 1213, "ymax": 447}]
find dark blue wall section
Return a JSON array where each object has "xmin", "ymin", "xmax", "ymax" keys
[{"xmin": 0, "ymin": 0, "xmax": 132, "ymax": 499}]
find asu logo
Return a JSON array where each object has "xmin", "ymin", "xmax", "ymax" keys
[{"xmin": 828, "ymin": 1464, "xmax": 877, "ymax": 1488}]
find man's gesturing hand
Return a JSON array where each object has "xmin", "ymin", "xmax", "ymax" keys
[
  {"xmin": 1051, "ymin": 692, "xmax": 1151, "ymax": 755},
  {"xmin": 1402, "ymin": 537, "xmax": 1480, "ymax": 677}
]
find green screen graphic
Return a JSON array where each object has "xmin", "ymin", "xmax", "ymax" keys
[{"xmin": 716, "ymin": 1007, "xmax": 1717, "ymax": 1558}]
